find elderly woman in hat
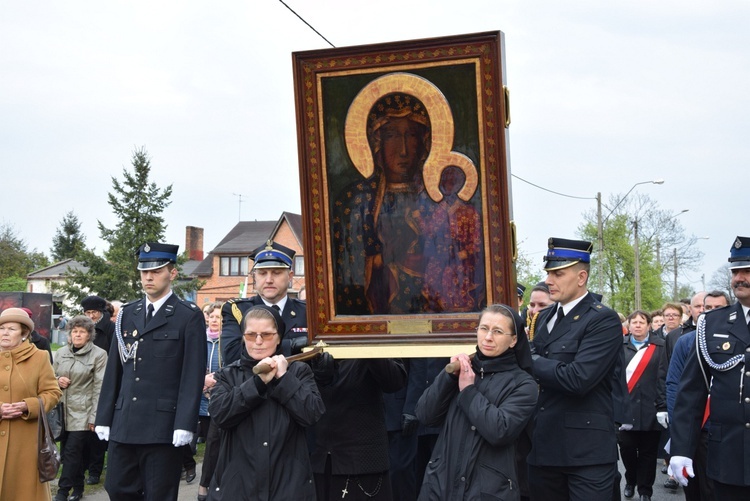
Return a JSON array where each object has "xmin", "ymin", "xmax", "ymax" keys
[
  {"xmin": 415, "ymin": 304, "xmax": 538, "ymax": 500},
  {"xmin": 0, "ymin": 308, "xmax": 62, "ymax": 500},
  {"xmin": 52, "ymin": 315, "xmax": 108, "ymax": 501},
  {"xmin": 208, "ymin": 305, "xmax": 324, "ymax": 500}
]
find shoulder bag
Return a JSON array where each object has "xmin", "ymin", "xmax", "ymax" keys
[
  {"xmin": 37, "ymin": 397, "xmax": 62, "ymax": 482},
  {"xmin": 47, "ymin": 401, "xmax": 64, "ymax": 441}
]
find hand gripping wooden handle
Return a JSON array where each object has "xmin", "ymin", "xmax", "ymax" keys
[
  {"xmin": 252, "ymin": 346, "xmax": 323, "ymax": 375},
  {"xmin": 444, "ymin": 352, "xmax": 475, "ymax": 373}
]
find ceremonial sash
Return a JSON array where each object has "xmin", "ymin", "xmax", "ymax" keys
[
  {"xmin": 702, "ymin": 395, "xmax": 711, "ymax": 428},
  {"xmin": 627, "ymin": 343, "xmax": 657, "ymax": 393}
]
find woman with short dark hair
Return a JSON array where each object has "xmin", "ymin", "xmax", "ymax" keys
[{"xmin": 53, "ymin": 315, "xmax": 108, "ymax": 501}]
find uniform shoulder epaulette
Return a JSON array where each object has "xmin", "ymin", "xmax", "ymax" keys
[
  {"xmin": 119, "ymin": 299, "xmax": 141, "ymax": 310},
  {"xmin": 222, "ymin": 297, "xmax": 253, "ymax": 308},
  {"xmin": 176, "ymin": 298, "xmax": 200, "ymax": 310}
]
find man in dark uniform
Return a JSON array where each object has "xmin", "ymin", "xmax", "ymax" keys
[
  {"xmin": 94, "ymin": 242, "xmax": 206, "ymax": 501},
  {"xmin": 670, "ymin": 236, "xmax": 750, "ymax": 499},
  {"xmin": 527, "ymin": 238, "xmax": 623, "ymax": 501},
  {"xmin": 221, "ymin": 240, "xmax": 307, "ymax": 364}
]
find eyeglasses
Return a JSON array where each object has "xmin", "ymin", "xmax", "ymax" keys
[
  {"xmin": 663, "ymin": 313, "xmax": 681, "ymax": 318},
  {"xmin": 476, "ymin": 325, "xmax": 514, "ymax": 337},
  {"xmin": 243, "ymin": 332, "xmax": 277, "ymax": 340}
]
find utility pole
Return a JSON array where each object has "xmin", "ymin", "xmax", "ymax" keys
[
  {"xmin": 634, "ymin": 219, "xmax": 641, "ymax": 310},
  {"xmin": 597, "ymin": 192, "xmax": 603, "ymax": 294},
  {"xmin": 673, "ymin": 247, "xmax": 678, "ymax": 301}
]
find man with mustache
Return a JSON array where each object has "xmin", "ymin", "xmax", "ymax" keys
[{"xmin": 670, "ymin": 236, "xmax": 750, "ymax": 499}]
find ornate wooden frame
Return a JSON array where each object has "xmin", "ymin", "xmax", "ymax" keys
[{"xmin": 293, "ymin": 31, "xmax": 515, "ymax": 347}]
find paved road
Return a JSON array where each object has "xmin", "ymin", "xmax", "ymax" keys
[
  {"xmin": 53, "ymin": 463, "xmax": 203, "ymax": 501},
  {"xmin": 64, "ymin": 459, "xmax": 687, "ymax": 500}
]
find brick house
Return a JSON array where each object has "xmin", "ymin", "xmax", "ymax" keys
[{"xmin": 191, "ymin": 212, "xmax": 305, "ymax": 306}]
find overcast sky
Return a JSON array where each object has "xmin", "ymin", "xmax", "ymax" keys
[{"xmin": 2, "ymin": 0, "xmax": 747, "ymax": 294}]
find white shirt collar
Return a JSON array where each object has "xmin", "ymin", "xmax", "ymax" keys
[
  {"xmin": 559, "ymin": 291, "xmax": 588, "ymax": 316},
  {"xmin": 742, "ymin": 304, "xmax": 750, "ymax": 323},
  {"xmin": 147, "ymin": 291, "xmax": 173, "ymax": 315},
  {"xmin": 262, "ymin": 295, "xmax": 288, "ymax": 312}
]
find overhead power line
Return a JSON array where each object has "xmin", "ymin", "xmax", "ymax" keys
[
  {"xmin": 278, "ymin": 0, "xmax": 335, "ymax": 48},
  {"xmin": 511, "ymin": 173, "xmax": 594, "ymax": 201}
]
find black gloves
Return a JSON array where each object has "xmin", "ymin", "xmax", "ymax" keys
[
  {"xmin": 401, "ymin": 413, "xmax": 419, "ymax": 436},
  {"xmin": 289, "ymin": 336, "xmax": 308, "ymax": 355},
  {"xmin": 311, "ymin": 352, "xmax": 335, "ymax": 385}
]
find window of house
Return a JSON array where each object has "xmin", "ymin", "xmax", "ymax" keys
[
  {"xmin": 294, "ymin": 256, "xmax": 305, "ymax": 276},
  {"xmin": 220, "ymin": 256, "xmax": 249, "ymax": 276}
]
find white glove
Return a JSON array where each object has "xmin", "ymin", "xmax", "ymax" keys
[
  {"xmin": 94, "ymin": 426, "xmax": 110, "ymax": 441},
  {"xmin": 669, "ymin": 456, "xmax": 694, "ymax": 486},
  {"xmin": 172, "ymin": 429, "xmax": 193, "ymax": 447},
  {"xmin": 656, "ymin": 411, "xmax": 669, "ymax": 429},
  {"xmin": 618, "ymin": 423, "xmax": 633, "ymax": 431}
]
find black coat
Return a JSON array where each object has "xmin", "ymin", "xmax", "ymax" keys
[
  {"xmin": 529, "ymin": 292, "xmax": 623, "ymax": 467},
  {"xmin": 95, "ymin": 295, "xmax": 207, "ymax": 443},
  {"xmin": 613, "ymin": 334, "xmax": 667, "ymax": 430},
  {"xmin": 221, "ymin": 296, "xmax": 307, "ymax": 364},
  {"xmin": 93, "ymin": 311, "xmax": 115, "ymax": 353},
  {"xmin": 208, "ymin": 354, "xmax": 324, "ymax": 501},
  {"xmin": 310, "ymin": 359, "xmax": 407, "ymax": 475},
  {"xmin": 416, "ymin": 351, "xmax": 537, "ymax": 501},
  {"xmin": 671, "ymin": 303, "xmax": 750, "ymax": 486}
]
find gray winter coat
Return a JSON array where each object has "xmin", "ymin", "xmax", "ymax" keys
[{"xmin": 53, "ymin": 341, "xmax": 107, "ymax": 431}]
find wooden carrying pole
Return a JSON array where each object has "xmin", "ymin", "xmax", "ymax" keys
[{"xmin": 252, "ymin": 341, "xmax": 476, "ymax": 374}]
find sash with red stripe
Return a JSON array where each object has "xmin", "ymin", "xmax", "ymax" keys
[
  {"xmin": 627, "ymin": 343, "xmax": 657, "ymax": 393},
  {"xmin": 701, "ymin": 395, "xmax": 711, "ymax": 427}
]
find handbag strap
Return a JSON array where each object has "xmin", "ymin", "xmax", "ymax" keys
[{"xmin": 37, "ymin": 397, "xmax": 52, "ymax": 444}]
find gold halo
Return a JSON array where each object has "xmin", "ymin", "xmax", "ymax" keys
[{"xmin": 344, "ymin": 72, "xmax": 478, "ymax": 203}]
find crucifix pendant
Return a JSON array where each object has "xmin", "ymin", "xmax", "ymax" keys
[{"xmin": 341, "ymin": 478, "xmax": 349, "ymax": 498}]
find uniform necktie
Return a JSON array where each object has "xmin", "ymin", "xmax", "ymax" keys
[
  {"xmin": 552, "ymin": 306, "xmax": 565, "ymax": 331},
  {"xmin": 272, "ymin": 304, "xmax": 281, "ymax": 313},
  {"xmin": 146, "ymin": 303, "xmax": 154, "ymax": 325}
]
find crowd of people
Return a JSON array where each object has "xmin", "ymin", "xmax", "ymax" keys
[{"xmin": 1, "ymin": 233, "xmax": 748, "ymax": 501}]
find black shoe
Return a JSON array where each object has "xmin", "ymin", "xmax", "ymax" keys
[
  {"xmin": 185, "ymin": 466, "xmax": 197, "ymax": 484},
  {"xmin": 624, "ymin": 484, "xmax": 635, "ymax": 498},
  {"xmin": 68, "ymin": 493, "xmax": 83, "ymax": 501},
  {"xmin": 661, "ymin": 465, "xmax": 668, "ymax": 474},
  {"xmin": 664, "ymin": 478, "xmax": 679, "ymax": 490},
  {"xmin": 54, "ymin": 493, "xmax": 68, "ymax": 501},
  {"xmin": 639, "ymin": 496, "xmax": 651, "ymax": 501},
  {"xmin": 197, "ymin": 496, "xmax": 208, "ymax": 501},
  {"xmin": 86, "ymin": 476, "xmax": 100, "ymax": 485}
]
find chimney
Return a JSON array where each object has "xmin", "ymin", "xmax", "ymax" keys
[{"xmin": 185, "ymin": 226, "xmax": 204, "ymax": 261}]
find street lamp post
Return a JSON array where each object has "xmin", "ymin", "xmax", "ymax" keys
[
  {"xmin": 673, "ymin": 236, "xmax": 710, "ymax": 300},
  {"xmin": 597, "ymin": 179, "xmax": 664, "ymax": 303},
  {"xmin": 638, "ymin": 209, "xmax": 689, "ymax": 306}
]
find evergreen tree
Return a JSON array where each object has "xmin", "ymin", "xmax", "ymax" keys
[
  {"xmin": 50, "ymin": 211, "xmax": 86, "ymax": 261},
  {"xmin": 0, "ymin": 223, "xmax": 49, "ymax": 291},
  {"xmin": 63, "ymin": 147, "xmax": 200, "ymax": 304}
]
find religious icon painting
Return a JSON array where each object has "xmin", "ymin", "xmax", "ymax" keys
[{"xmin": 293, "ymin": 31, "xmax": 516, "ymax": 348}]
